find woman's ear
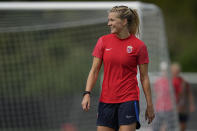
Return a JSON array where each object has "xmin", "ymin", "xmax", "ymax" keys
[{"xmin": 122, "ymin": 18, "xmax": 128, "ymax": 26}]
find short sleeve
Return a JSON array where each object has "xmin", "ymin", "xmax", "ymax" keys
[
  {"xmin": 137, "ymin": 44, "xmax": 149, "ymax": 65},
  {"xmin": 92, "ymin": 37, "xmax": 104, "ymax": 59}
]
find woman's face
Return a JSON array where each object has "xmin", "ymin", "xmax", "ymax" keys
[
  {"xmin": 108, "ymin": 12, "xmax": 126, "ymax": 34},
  {"xmin": 171, "ymin": 64, "xmax": 180, "ymax": 76}
]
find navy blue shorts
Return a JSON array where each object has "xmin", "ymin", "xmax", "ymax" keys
[
  {"xmin": 96, "ymin": 101, "xmax": 141, "ymax": 130},
  {"xmin": 179, "ymin": 113, "xmax": 189, "ymax": 123}
]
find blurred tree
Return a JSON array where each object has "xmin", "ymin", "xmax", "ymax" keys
[{"xmin": 141, "ymin": 0, "xmax": 197, "ymax": 72}]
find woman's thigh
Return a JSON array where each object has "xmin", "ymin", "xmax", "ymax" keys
[
  {"xmin": 97, "ymin": 126, "xmax": 116, "ymax": 131},
  {"xmin": 119, "ymin": 123, "xmax": 136, "ymax": 131}
]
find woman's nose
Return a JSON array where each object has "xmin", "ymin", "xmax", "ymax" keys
[{"xmin": 108, "ymin": 21, "xmax": 111, "ymax": 26}]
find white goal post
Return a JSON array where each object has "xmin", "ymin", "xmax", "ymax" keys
[{"xmin": 0, "ymin": 2, "xmax": 156, "ymax": 10}]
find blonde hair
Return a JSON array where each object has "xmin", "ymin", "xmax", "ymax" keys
[
  {"xmin": 109, "ymin": 5, "xmax": 140, "ymax": 36},
  {"xmin": 171, "ymin": 62, "xmax": 181, "ymax": 72}
]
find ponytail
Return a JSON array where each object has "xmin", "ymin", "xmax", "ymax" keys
[
  {"xmin": 110, "ymin": 6, "xmax": 140, "ymax": 36},
  {"xmin": 129, "ymin": 9, "xmax": 140, "ymax": 36}
]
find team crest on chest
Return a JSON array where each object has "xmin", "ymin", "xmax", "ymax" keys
[{"xmin": 127, "ymin": 46, "xmax": 133, "ymax": 53}]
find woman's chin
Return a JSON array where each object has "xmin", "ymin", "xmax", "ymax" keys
[{"xmin": 111, "ymin": 30, "xmax": 117, "ymax": 34}]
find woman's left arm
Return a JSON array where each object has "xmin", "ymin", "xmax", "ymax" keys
[
  {"xmin": 188, "ymin": 85, "xmax": 195, "ymax": 112},
  {"xmin": 139, "ymin": 63, "xmax": 155, "ymax": 124}
]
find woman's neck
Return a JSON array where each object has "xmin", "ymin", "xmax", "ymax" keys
[{"xmin": 116, "ymin": 29, "xmax": 130, "ymax": 39}]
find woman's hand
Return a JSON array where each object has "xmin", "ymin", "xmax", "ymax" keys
[
  {"xmin": 145, "ymin": 104, "xmax": 155, "ymax": 124},
  {"xmin": 81, "ymin": 94, "xmax": 91, "ymax": 111}
]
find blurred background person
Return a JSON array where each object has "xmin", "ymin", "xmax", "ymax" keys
[
  {"xmin": 153, "ymin": 61, "xmax": 174, "ymax": 131},
  {"xmin": 171, "ymin": 62, "xmax": 195, "ymax": 131}
]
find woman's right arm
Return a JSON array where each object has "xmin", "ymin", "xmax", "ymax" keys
[{"xmin": 81, "ymin": 57, "xmax": 102, "ymax": 111}]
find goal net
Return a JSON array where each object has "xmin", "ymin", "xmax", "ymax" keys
[{"xmin": 0, "ymin": 2, "xmax": 179, "ymax": 131}]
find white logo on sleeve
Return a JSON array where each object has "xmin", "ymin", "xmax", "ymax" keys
[{"xmin": 105, "ymin": 48, "xmax": 112, "ymax": 51}]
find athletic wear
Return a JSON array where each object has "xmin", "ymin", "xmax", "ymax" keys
[
  {"xmin": 178, "ymin": 113, "xmax": 189, "ymax": 123},
  {"xmin": 96, "ymin": 101, "xmax": 140, "ymax": 130},
  {"xmin": 173, "ymin": 76, "xmax": 184, "ymax": 104},
  {"xmin": 172, "ymin": 76, "xmax": 190, "ymax": 105},
  {"xmin": 173, "ymin": 76, "xmax": 191, "ymax": 115},
  {"xmin": 92, "ymin": 34, "xmax": 149, "ymax": 103},
  {"xmin": 154, "ymin": 77, "xmax": 173, "ymax": 112},
  {"xmin": 153, "ymin": 77, "xmax": 174, "ymax": 130}
]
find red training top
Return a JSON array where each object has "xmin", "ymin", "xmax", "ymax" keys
[
  {"xmin": 154, "ymin": 77, "xmax": 173, "ymax": 112},
  {"xmin": 92, "ymin": 34, "xmax": 149, "ymax": 103},
  {"xmin": 172, "ymin": 76, "xmax": 190, "ymax": 105}
]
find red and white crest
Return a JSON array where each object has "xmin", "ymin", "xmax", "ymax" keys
[{"xmin": 127, "ymin": 46, "xmax": 133, "ymax": 53}]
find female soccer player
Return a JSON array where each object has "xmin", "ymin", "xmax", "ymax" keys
[
  {"xmin": 153, "ymin": 62, "xmax": 174, "ymax": 131},
  {"xmin": 81, "ymin": 6, "xmax": 155, "ymax": 131},
  {"xmin": 171, "ymin": 63, "xmax": 195, "ymax": 131}
]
